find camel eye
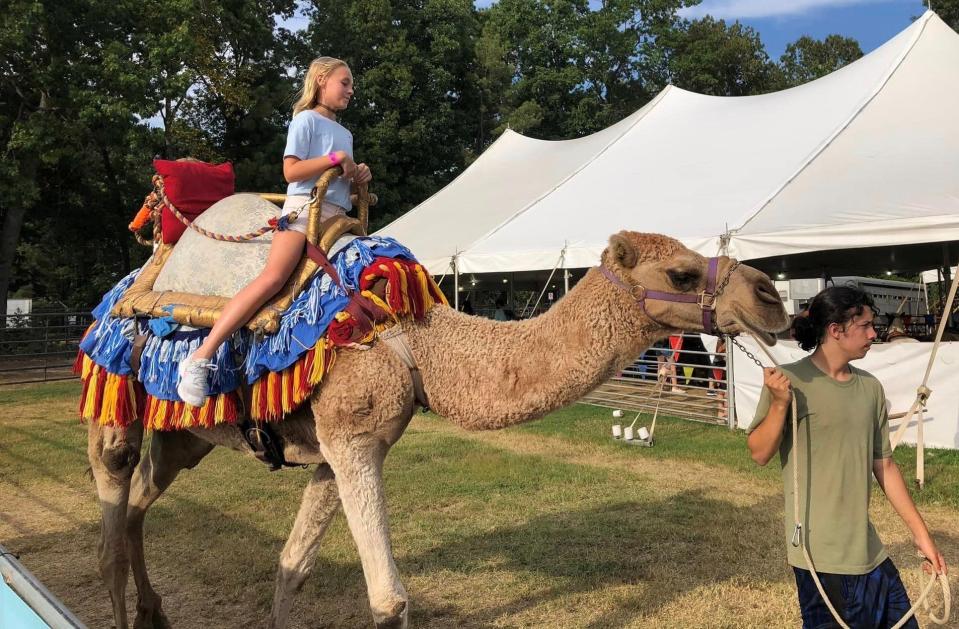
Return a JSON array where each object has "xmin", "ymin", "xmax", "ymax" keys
[{"xmin": 667, "ymin": 269, "xmax": 698, "ymax": 289}]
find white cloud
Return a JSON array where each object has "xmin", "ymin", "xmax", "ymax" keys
[{"xmin": 679, "ymin": 0, "xmax": 905, "ymax": 20}]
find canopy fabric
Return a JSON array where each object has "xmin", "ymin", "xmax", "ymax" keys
[
  {"xmin": 378, "ymin": 11, "xmax": 959, "ymax": 275},
  {"xmin": 730, "ymin": 12, "xmax": 959, "ymax": 262}
]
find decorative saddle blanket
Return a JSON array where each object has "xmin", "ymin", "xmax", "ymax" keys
[{"xmin": 76, "ymin": 236, "xmax": 446, "ymax": 430}]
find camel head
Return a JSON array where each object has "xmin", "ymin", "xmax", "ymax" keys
[{"xmin": 600, "ymin": 231, "xmax": 789, "ymax": 344}]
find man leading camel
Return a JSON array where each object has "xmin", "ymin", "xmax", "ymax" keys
[{"xmin": 748, "ymin": 286, "xmax": 947, "ymax": 628}]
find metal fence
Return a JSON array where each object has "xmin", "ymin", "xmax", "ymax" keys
[
  {"xmin": 0, "ymin": 312, "xmax": 93, "ymax": 385},
  {"xmin": 581, "ymin": 332, "xmax": 734, "ymax": 427}
]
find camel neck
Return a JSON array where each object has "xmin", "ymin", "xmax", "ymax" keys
[{"xmin": 407, "ymin": 268, "xmax": 658, "ymax": 430}]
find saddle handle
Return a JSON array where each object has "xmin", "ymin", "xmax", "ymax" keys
[
  {"xmin": 353, "ymin": 182, "xmax": 372, "ymax": 234},
  {"xmin": 306, "ymin": 168, "xmax": 376, "ymax": 244}
]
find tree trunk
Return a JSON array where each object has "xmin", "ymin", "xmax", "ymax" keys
[
  {"xmin": 97, "ymin": 143, "xmax": 132, "ymax": 274},
  {"xmin": 0, "ymin": 202, "xmax": 28, "ymax": 327}
]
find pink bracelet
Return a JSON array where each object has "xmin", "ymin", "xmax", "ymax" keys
[{"xmin": 328, "ymin": 151, "xmax": 340, "ymax": 166}]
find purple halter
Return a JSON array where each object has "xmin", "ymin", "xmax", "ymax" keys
[{"xmin": 600, "ymin": 257, "xmax": 731, "ymax": 334}]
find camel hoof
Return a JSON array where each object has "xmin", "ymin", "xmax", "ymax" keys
[
  {"xmin": 134, "ymin": 602, "xmax": 171, "ymax": 629},
  {"xmin": 373, "ymin": 600, "xmax": 408, "ymax": 629}
]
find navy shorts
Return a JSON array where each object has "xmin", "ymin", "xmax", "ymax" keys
[{"xmin": 793, "ymin": 558, "xmax": 918, "ymax": 629}]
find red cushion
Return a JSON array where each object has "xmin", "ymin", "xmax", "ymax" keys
[{"xmin": 155, "ymin": 159, "xmax": 235, "ymax": 244}]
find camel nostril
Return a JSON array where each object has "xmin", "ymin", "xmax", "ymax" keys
[{"xmin": 755, "ymin": 281, "xmax": 781, "ymax": 305}]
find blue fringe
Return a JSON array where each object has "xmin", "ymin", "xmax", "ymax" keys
[
  {"xmin": 80, "ymin": 268, "xmax": 141, "ymax": 375},
  {"xmin": 138, "ymin": 327, "xmax": 250, "ymax": 401},
  {"xmin": 243, "ymin": 236, "xmax": 415, "ymax": 382},
  {"xmin": 81, "ymin": 235, "xmax": 418, "ymax": 401}
]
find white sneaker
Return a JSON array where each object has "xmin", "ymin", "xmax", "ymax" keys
[{"xmin": 177, "ymin": 356, "xmax": 216, "ymax": 407}]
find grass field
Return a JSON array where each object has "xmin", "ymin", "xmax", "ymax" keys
[{"xmin": 1, "ymin": 381, "xmax": 956, "ymax": 628}]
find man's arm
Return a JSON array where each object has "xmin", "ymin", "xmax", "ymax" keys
[
  {"xmin": 873, "ymin": 457, "xmax": 947, "ymax": 575},
  {"xmin": 747, "ymin": 368, "xmax": 791, "ymax": 466}
]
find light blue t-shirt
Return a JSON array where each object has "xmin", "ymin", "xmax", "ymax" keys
[{"xmin": 284, "ymin": 110, "xmax": 354, "ymax": 209}]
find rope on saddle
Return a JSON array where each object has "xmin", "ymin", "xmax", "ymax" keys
[{"xmin": 129, "ymin": 175, "xmax": 312, "ymax": 245}]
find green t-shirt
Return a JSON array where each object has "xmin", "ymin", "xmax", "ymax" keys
[{"xmin": 748, "ymin": 356, "xmax": 893, "ymax": 574}]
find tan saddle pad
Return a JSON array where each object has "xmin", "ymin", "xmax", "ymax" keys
[{"xmin": 112, "ymin": 193, "xmax": 365, "ymax": 334}]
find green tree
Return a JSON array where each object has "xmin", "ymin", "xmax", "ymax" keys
[
  {"xmin": 779, "ymin": 34, "xmax": 862, "ymax": 87},
  {"xmin": 655, "ymin": 16, "xmax": 777, "ymax": 96},
  {"xmin": 302, "ymin": 0, "xmax": 484, "ymax": 226},
  {"xmin": 1, "ymin": 0, "xmax": 300, "ymax": 311},
  {"xmin": 927, "ymin": 0, "xmax": 959, "ymax": 31},
  {"xmin": 1, "ymin": 0, "xmax": 163, "ymax": 312},
  {"xmin": 169, "ymin": 0, "xmax": 298, "ymax": 190},
  {"xmin": 480, "ymin": 0, "xmax": 695, "ymax": 139}
]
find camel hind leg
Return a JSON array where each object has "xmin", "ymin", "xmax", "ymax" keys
[
  {"xmin": 88, "ymin": 420, "xmax": 144, "ymax": 629},
  {"xmin": 268, "ymin": 463, "xmax": 341, "ymax": 629},
  {"xmin": 126, "ymin": 430, "xmax": 214, "ymax": 629}
]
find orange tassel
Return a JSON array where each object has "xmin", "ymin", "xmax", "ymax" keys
[{"xmin": 128, "ymin": 204, "xmax": 153, "ymax": 232}]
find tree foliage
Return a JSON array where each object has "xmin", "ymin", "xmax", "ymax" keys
[
  {"xmin": 779, "ymin": 34, "xmax": 862, "ymax": 87},
  {"xmin": 1, "ymin": 0, "xmax": 871, "ymax": 310}
]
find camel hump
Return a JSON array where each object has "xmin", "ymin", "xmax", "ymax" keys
[{"xmin": 153, "ymin": 193, "xmax": 280, "ymax": 298}]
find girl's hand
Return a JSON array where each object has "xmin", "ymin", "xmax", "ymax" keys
[
  {"xmin": 353, "ymin": 163, "xmax": 372, "ymax": 184},
  {"xmin": 335, "ymin": 151, "xmax": 357, "ymax": 180},
  {"xmin": 763, "ymin": 367, "xmax": 792, "ymax": 405}
]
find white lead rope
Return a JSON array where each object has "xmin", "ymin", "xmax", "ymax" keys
[{"xmin": 739, "ymin": 337, "xmax": 951, "ymax": 628}]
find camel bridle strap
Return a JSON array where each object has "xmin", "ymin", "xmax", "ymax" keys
[{"xmin": 599, "ymin": 257, "xmax": 737, "ymax": 335}]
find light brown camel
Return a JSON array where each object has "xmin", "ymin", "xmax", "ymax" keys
[{"xmin": 86, "ymin": 232, "xmax": 789, "ymax": 629}]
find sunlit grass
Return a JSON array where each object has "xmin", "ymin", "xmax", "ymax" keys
[{"xmin": 1, "ymin": 381, "xmax": 955, "ymax": 628}]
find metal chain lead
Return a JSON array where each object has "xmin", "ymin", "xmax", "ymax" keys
[
  {"xmin": 713, "ymin": 260, "xmax": 741, "ymax": 300},
  {"xmin": 729, "ymin": 335, "xmax": 765, "ymax": 368}
]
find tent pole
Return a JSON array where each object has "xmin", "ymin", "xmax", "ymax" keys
[
  {"xmin": 944, "ymin": 244, "xmax": 952, "ymax": 327},
  {"xmin": 453, "ymin": 256, "xmax": 460, "ymax": 311},
  {"xmin": 725, "ymin": 335, "xmax": 737, "ymax": 430},
  {"xmin": 563, "ymin": 241, "xmax": 569, "ymax": 295}
]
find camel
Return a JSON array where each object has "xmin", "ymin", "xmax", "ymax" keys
[{"xmin": 86, "ymin": 231, "xmax": 789, "ymax": 629}]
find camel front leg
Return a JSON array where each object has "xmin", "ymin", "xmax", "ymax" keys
[
  {"xmin": 268, "ymin": 463, "xmax": 341, "ymax": 629},
  {"xmin": 319, "ymin": 436, "xmax": 408, "ymax": 629},
  {"xmin": 127, "ymin": 430, "xmax": 214, "ymax": 629},
  {"xmin": 88, "ymin": 420, "xmax": 144, "ymax": 629}
]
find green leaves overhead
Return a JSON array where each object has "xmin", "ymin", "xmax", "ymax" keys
[
  {"xmin": 2, "ymin": 0, "xmax": 870, "ymax": 309},
  {"xmin": 779, "ymin": 34, "xmax": 863, "ymax": 87}
]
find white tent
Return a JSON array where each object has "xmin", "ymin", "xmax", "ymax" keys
[{"xmin": 379, "ymin": 11, "xmax": 959, "ymax": 276}]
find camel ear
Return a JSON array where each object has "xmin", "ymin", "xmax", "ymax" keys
[{"xmin": 609, "ymin": 233, "xmax": 638, "ymax": 269}]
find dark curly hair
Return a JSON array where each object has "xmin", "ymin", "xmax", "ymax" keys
[{"xmin": 792, "ymin": 286, "xmax": 877, "ymax": 351}]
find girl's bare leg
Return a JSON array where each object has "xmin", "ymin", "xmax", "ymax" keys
[{"xmin": 193, "ymin": 230, "xmax": 306, "ymax": 360}]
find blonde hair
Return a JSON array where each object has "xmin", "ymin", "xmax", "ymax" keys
[{"xmin": 292, "ymin": 56, "xmax": 349, "ymax": 116}]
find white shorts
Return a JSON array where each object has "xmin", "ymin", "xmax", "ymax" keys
[{"xmin": 280, "ymin": 195, "xmax": 347, "ymax": 235}]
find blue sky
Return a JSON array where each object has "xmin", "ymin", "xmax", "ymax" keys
[
  {"xmin": 681, "ymin": 0, "xmax": 930, "ymax": 58},
  {"xmin": 470, "ymin": 0, "xmax": 931, "ymax": 59},
  {"xmin": 285, "ymin": 2, "xmax": 932, "ymax": 59}
]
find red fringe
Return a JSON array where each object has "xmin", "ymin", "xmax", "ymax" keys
[
  {"xmin": 248, "ymin": 339, "xmax": 336, "ymax": 421},
  {"xmin": 76, "ymin": 257, "xmax": 447, "ymax": 428},
  {"xmin": 77, "ymin": 353, "xmax": 140, "ymax": 428},
  {"xmin": 142, "ymin": 390, "xmax": 242, "ymax": 431}
]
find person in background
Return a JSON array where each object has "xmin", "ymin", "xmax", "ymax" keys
[{"xmin": 708, "ymin": 337, "xmax": 727, "ymax": 420}]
